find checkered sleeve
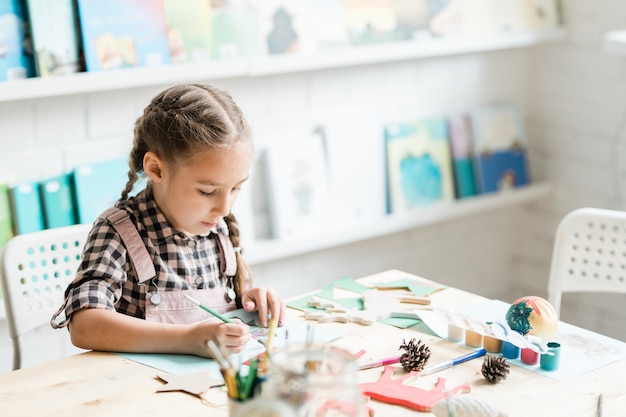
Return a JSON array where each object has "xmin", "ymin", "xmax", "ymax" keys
[{"xmin": 52, "ymin": 219, "xmax": 132, "ymax": 327}]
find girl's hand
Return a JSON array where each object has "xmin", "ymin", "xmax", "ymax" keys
[
  {"xmin": 241, "ymin": 286, "xmax": 286, "ymax": 328},
  {"xmin": 189, "ymin": 319, "xmax": 251, "ymax": 357}
]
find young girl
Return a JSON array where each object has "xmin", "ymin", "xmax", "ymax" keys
[{"xmin": 51, "ymin": 84, "xmax": 285, "ymax": 358}]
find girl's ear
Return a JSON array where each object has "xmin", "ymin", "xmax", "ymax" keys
[{"xmin": 143, "ymin": 152, "xmax": 164, "ymax": 182}]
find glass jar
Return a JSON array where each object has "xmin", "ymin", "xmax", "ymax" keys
[{"xmin": 263, "ymin": 344, "xmax": 366, "ymax": 417}]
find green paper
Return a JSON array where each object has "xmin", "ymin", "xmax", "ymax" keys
[
  {"xmin": 378, "ymin": 317, "xmax": 421, "ymax": 329},
  {"xmin": 333, "ymin": 276, "xmax": 372, "ymax": 294},
  {"xmin": 286, "ymin": 293, "xmax": 321, "ymax": 312}
]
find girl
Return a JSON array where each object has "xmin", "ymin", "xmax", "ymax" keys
[{"xmin": 51, "ymin": 84, "xmax": 285, "ymax": 357}]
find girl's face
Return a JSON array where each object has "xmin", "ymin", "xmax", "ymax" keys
[{"xmin": 148, "ymin": 141, "xmax": 253, "ymax": 236}]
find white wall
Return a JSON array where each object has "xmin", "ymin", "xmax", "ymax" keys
[
  {"xmin": 1, "ymin": 0, "xmax": 625, "ymax": 373},
  {"xmin": 520, "ymin": 0, "xmax": 626, "ymax": 340}
]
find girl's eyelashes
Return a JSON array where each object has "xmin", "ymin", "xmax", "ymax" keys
[
  {"xmin": 199, "ymin": 185, "xmax": 242, "ymax": 197},
  {"xmin": 199, "ymin": 189, "xmax": 217, "ymax": 197}
]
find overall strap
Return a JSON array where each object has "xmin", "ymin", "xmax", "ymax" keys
[{"xmin": 100, "ymin": 207, "xmax": 156, "ymax": 284}]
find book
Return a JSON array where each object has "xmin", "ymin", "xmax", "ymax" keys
[
  {"xmin": 310, "ymin": 0, "xmax": 350, "ymax": 51},
  {"xmin": 0, "ymin": 0, "xmax": 35, "ymax": 81},
  {"xmin": 428, "ymin": 0, "xmax": 498, "ymax": 38},
  {"xmin": 40, "ymin": 173, "xmax": 77, "ymax": 229},
  {"xmin": 529, "ymin": 0, "xmax": 561, "ymax": 29},
  {"xmin": 384, "ymin": 118, "xmax": 455, "ymax": 214},
  {"xmin": 390, "ymin": 0, "xmax": 431, "ymax": 41},
  {"xmin": 344, "ymin": 0, "xmax": 397, "ymax": 45},
  {"xmin": 448, "ymin": 113, "xmax": 477, "ymax": 199},
  {"xmin": 257, "ymin": 0, "xmax": 313, "ymax": 56},
  {"xmin": 0, "ymin": 184, "xmax": 14, "ymax": 250},
  {"xmin": 163, "ymin": 0, "xmax": 213, "ymax": 63},
  {"xmin": 76, "ymin": 0, "xmax": 172, "ymax": 71},
  {"xmin": 210, "ymin": 0, "xmax": 260, "ymax": 59},
  {"xmin": 25, "ymin": 0, "xmax": 82, "ymax": 76},
  {"xmin": 72, "ymin": 158, "xmax": 128, "ymax": 224},
  {"xmin": 470, "ymin": 104, "xmax": 530, "ymax": 194},
  {"xmin": 487, "ymin": 0, "xmax": 535, "ymax": 33},
  {"xmin": 10, "ymin": 180, "xmax": 45, "ymax": 234},
  {"xmin": 262, "ymin": 128, "xmax": 333, "ymax": 239}
]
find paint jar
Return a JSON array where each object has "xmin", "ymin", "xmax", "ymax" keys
[
  {"xmin": 501, "ymin": 340, "xmax": 520, "ymax": 359},
  {"xmin": 540, "ymin": 341, "xmax": 561, "ymax": 371},
  {"xmin": 465, "ymin": 329, "xmax": 484, "ymax": 348},
  {"xmin": 447, "ymin": 323, "xmax": 465, "ymax": 342},
  {"xmin": 483, "ymin": 335, "xmax": 503, "ymax": 353},
  {"xmin": 520, "ymin": 347, "xmax": 540, "ymax": 365},
  {"xmin": 264, "ymin": 344, "xmax": 366, "ymax": 417}
]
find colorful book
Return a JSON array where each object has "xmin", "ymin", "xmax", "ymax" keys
[
  {"xmin": 76, "ymin": 0, "xmax": 172, "ymax": 71},
  {"xmin": 72, "ymin": 158, "xmax": 128, "ymax": 224},
  {"xmin": 163, "ymin": 0, "xmax": 213, "ymax": 63},
  {"xmin": 262, "ymin": 129, "xmax": 332, "ymax": 239},
  {"xmin": 0, "ymin": 184, "xmax": 14, "ymax": 250},
  {"xmin": 344, "ymin": 0, "xmax": 397, "ymax": 45},
  {"xmin": 210, "ymin": 0, "xmax": 260, "ymax": 59},
  {"xmin": 40, "ymin": 173, "xmax": 77, "ymax": 229},
  {"xmin": 0, "ymin": 0, "xmax": 35, "ymax": 81},
  {"xmin": 390, "ymin": 0, "xmax": 430, "ymax": 41},
  {"xmin": 384, "ymin": 118, "xmax": 455, "ymax": 214},
  {"xmin": 10, "ymin": 180, "xmax": 45, "ymax": 234},
  {"xmin": 470, "ymin": 104, "xmax": 530, "ymax": 194},
  {"xmin": 25, "ymin": 0, "xmax": 82, "ymax": 76},
  {"xmin": 257, "ymin": 0, "xmax": 312, "ymax": 56},
  {"xmin": 448, "ymin": 114, "xmax": 477, "ymax": 198}
]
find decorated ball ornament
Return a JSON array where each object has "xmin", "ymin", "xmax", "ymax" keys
[{"xmin": 505, "ymin": 296, "xmax": 559, "ymax": 343}]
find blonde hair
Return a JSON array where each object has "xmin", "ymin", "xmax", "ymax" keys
[{"xmin": 122, "ymin": 83, "xmax": 253, "ymax": 304}]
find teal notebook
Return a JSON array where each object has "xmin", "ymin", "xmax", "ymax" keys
[
  {"xmin": 40, "ymin": 173, "xmax": 77, "ymax": 228},
  {"xmin": 72, "ymin": 158, "xmax": 128, "ymax": 225},
  {"xmin": 10, "ymin": 181, "xmax": 45, "ymax": 234},
  {"xmin": 0, "ymin": 184, "xmax": 14, "ymax": 249}
]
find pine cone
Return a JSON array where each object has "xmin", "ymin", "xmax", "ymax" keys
[
  {"xmin": 398, "ymin": 338, "xmax": 431, "ymax": 372},
  {"xmin": 481, "ymin": 354, "xmax": 510, "ymax": 383}
]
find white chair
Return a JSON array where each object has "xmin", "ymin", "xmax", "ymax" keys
[
  {"xmin": 0, "ymin": 224, "xmax": 92, "ymax": 370},
  {"xmin": 548, "ymin": 207, "xmax": 626, "ymax": 317}
]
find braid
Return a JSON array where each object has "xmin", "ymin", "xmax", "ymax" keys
[{"xmin": 224, "ymin": 212, "xmax": 252, "ymax": 307}]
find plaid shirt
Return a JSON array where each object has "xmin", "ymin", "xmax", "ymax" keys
[{"xmin": 52, "ymin": 187, "xmax": 230, "ymax": 327}]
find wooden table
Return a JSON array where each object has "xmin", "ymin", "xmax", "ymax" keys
[{"xmin": 0, "ymin": 270, "xmax": 623, "ymax": 417}]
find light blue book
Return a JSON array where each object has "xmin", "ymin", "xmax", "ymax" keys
[
  {"xmin": 76, "ymin": 0, "xmax": 172, "ymax": 71},
  {"xmin": 0, "ymin": 0, "xmax": 35, "ymax": 81},
  {"xmin": 40, "ymin": 173, "xmax": 77, "ymax": 228},
  {"xmin": 384, "ymin": 118, "xmax": 455, "ymax": 214},
  {"xmin": 26, "ymin": 0, "xmax": 82, "ymax": 76},
  {"xmin": 72, "ymin": 158, "xmax": 128, "ymax": 224},
  {"xmin": 10, "ymin": 181, "xmax": 45, "ymax": 234}
]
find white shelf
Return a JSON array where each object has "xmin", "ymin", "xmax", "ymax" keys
[
  {"xmin": 0, "ymin": 29, "xmax": 566, "ymax": 103},
  {"xmin": 246, "ymin": 181, "xmax": 551, "ymax": 265}
]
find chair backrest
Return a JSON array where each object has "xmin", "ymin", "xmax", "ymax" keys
[
  {"xmin": 0, "ymin": 224, "xmax": 92, "ymax": 369},
  {"xmin": 548, "ymin": 207, "xmax": 626, "ymax": 317}
]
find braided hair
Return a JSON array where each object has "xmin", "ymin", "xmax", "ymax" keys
[{"xmin": 122, "ymin": 83, "xmax": 253, "ymax": 301}]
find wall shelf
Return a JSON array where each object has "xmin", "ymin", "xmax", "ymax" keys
[
  {"xmin": 246, "ymin": 181, "xmax": 551, "ymax": 265},
  {"xmin": 0, "ymin": 184, "xmax": 551, "ymax": 321},
  {"xmin": 0, "ymin": 28, "xmax": 565, "ymax": 103}
]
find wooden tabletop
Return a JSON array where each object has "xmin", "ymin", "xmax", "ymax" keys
[{"xmin": 0, "ymin": 269, "xmax": 623, "ymax": 417}]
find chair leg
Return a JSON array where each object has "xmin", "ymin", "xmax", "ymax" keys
[{"xmin": 12, "ymin": 337, "xmax": 21, "ymax": 370}]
